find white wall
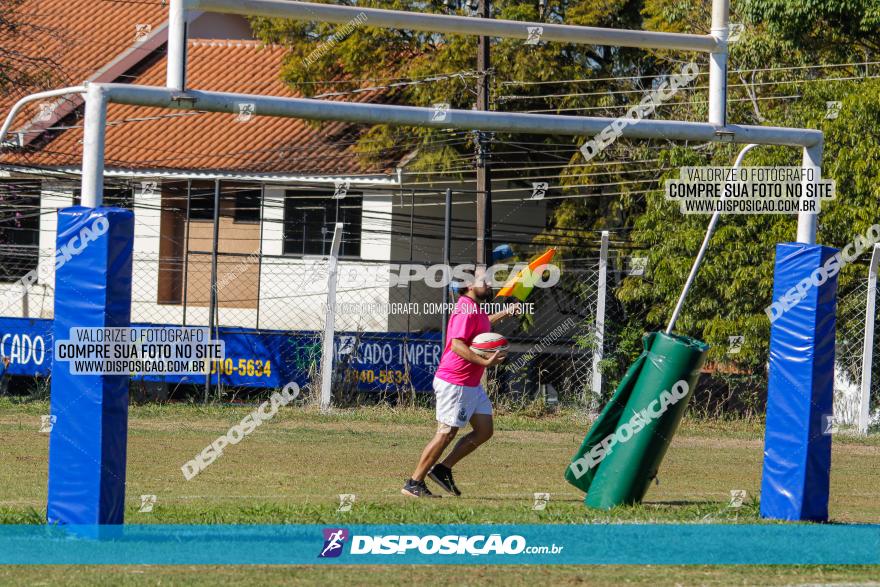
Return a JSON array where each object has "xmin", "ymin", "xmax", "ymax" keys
[
  {"xmin": 130, "ymin": 180, "xmax": 182, "ymax": 325},
  {"xmin": 257, "ymin": 187, "xmax": 396, "ymax": 332},
  {"xmin": 4, "ymin": 178, "xmax": 552, "ymax": 336}
]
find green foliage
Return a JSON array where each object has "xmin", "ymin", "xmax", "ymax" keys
[
  {"xmin": 743, "ymin": 0, "xmax": 880, "ymax": 57},
  {"xmin": 251, "ymin": 0, "xmax": 648, "ymax": 170},
  {"xmin": 549, "ymin": 2, "xmax": 880, "ymax": 391},
  {"xmin": 253, "ymin": 2, "xmax": 880, "ymax": 397},
  {"xmin": 612, "ymin": 78, "xmax": 880, "ymax": 373}
]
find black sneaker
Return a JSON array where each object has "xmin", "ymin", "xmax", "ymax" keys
[
  {"xmin": 428, "ymin": 463, "xmax": 461, "ymax": 496},
  {"xmin": 401, "ymin": 478, "xmax": 440, "ymax": 498}
]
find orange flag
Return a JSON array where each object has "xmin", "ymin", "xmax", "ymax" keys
[{"xmin": 496, "ymin": 248, "xmax": 557, "ymax": 301}]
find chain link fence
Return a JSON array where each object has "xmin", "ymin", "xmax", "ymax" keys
[
  {"xmin": 489, "ymin": 261, "xmax": 600, "ymax": 411},
  {"xmin": 833, "ymin": 274, "xmax": 880, "ymax": 431},
  {"xmin": 834, "ymin": 278, "xmax": 869, "ymax": 425},
  {"xmin": 0, "ymin": 175, "xmax": 877, "ymax": 427}
]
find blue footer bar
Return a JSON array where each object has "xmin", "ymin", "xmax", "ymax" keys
[{"xmin": 1, "ymin": 524, "xmax": 878, "ymax": 565}]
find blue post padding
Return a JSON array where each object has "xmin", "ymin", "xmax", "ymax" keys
[
  {"xmin": 761, "ymin": 242, "xmax": 838, "ymax": 522},
  {"xmin": 47, "ymin": 207, "xmax": 134, "ymax": 525}
]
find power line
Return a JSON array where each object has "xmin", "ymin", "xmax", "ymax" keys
[
  {"xmin": 518, "ymin": 94, "xmax": 803, "ymax": 114},
  {"xmin": 499, "ymin": 60, "xmax": 880, "ymax": 87},
  {"xmin": 498, "ymin": 73, "xmax": 876, "ymax": 104}
]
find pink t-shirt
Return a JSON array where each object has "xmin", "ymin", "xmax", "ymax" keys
[{"xmin": 435, "ymin": 295, "xmax": 492, "ymax": 387}]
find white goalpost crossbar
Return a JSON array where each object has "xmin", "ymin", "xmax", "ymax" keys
[
  {"xmin": 1, "ymin": 0, "xmax": 823, "ymax": 243},
  {"xmin": 0, "ymin": 0, "xmax": 828, "ymax": 414}
]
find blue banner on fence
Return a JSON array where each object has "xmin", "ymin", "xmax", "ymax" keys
[
  {"xmin": 0, "ymin": 317, "xmax": 441, "ymax": 391},
  {"xmin": 0, "ymin": 317, "xmax": 53, "ymax": 377},
  {"xmin": 0, "ymin": 524, "xmax": 878, "ymax": 565}
]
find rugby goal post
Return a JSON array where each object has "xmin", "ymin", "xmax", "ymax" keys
[{"xmin": 0, "ymin": 0, "xmax": 832, "ymax": 524}]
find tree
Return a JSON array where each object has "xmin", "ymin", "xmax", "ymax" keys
[
  {"xmin": 251, "ymin": 0, "xmax": 651, "ymax": 175},
  {"xmin": 546, "ymin": 0, "xmax": 880, "ymax": 396},
  {"xmin": 255, "ymin": 1, "xmax": 880, "ymax": 403},
  {"xmin": 743, "ymin": 0, "xmax": 880, "ymax": 59}
]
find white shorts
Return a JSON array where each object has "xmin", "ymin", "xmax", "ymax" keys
[{"xmin": 433, "ymin": 376, "xmax": 493, "ymax": 428}]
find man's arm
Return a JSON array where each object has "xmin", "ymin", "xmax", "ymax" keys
[
  {"xmin": 489, "ymin": 302, "xmax": 522, "ymax": 325},
  {"xmin": 450, "ymin": 339, "xmax": 505, "ymax": 367}
]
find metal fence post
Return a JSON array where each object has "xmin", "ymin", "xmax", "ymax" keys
[
  {"xmin": 591, "ymin": 231, "xmax": 609, "ymax": 400},
  {"xmin": 255, "ymin": 183, "xmax": 265, "ymax": 330},
  {"xmin": 320, "ymin": 223, "xmax": 344, "ymax": 413},
  {"xmin": 858, "ymin": 244, "xmax": 880, "ymax": 434},
  {"xmin": 204, "ymin": 179, "xmax": 220, "ymax": 404},
  {"xmin": 441, "ymin": 188, "xmax": 452, "ymax": 348},
  {"xmin": 182, "ymin": 179, "xmax": 191, "ymax": 326}
]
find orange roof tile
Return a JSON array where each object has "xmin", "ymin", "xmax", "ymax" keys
[
  {"xmin": 1, "ymin": 0, "xmax": 169, "ymax": 107},
  {"xmin": 1, "ymin": 3, "xmax": 401, "ymax": 177}
]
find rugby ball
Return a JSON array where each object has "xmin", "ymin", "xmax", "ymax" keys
[{"xmin": 470, "ymin": 332, "xmax": 509, "ymax": 357}]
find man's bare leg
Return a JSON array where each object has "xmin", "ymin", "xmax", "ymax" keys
[
  {"xmin": 440, "ymin": 413, "xmax": 493, "ymax": 469},
  {"xmin": 411, "ymin": 423, "xmax": 458, "ymax": 482}
]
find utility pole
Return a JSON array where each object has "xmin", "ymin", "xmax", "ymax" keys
[{"xmin": 475, "ymin": 0, "xmax": 492, "ymax": 268}]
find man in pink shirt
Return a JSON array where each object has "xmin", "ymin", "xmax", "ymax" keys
[{"xmin": 402, "ymin": 275, "xmax": 519, "ymax": 498}]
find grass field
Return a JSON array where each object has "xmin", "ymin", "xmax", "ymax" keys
[{"xmin": 1, "ymin": 398, "xmax": 879, "ymax": 585}]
